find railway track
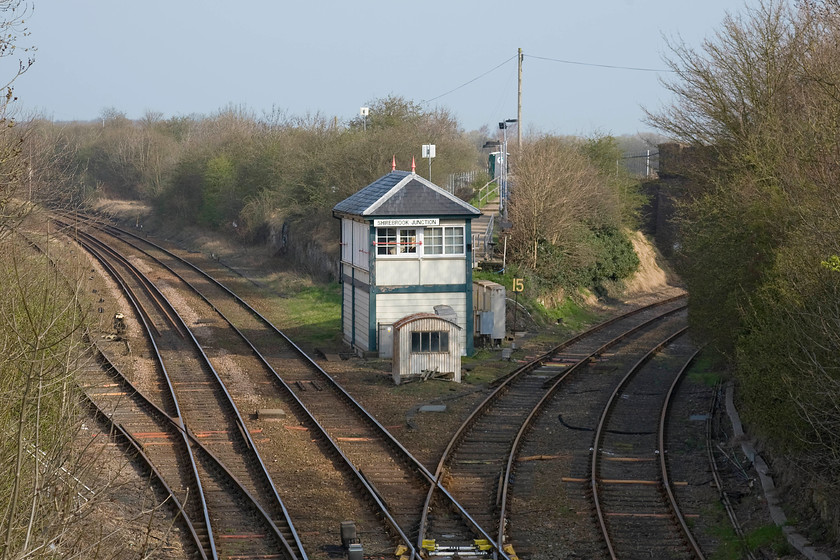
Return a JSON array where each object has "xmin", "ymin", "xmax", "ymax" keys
[
  {"xmin": 702, "ymin": 385, "xmax": 759, "ymax": 560},
  {"xmin": 48, "ymin": 212, "xmax": 755, "ymax": 559},
  {"xmin": 57, "ymin": 222, "xmax": 308, "ymax": 560},
  {"xmin": 588, "ymin": 328, "xmax": 701, "ymax": 559},
  {"xmin": 417, "ymin": 297, "xmax": 689, "ymax": 557},
  {"xmin": 497, "ymin": 312, "xmax": 710, "ymax": 559},
  {"xmin": 15, "ymin": 231, "xmax": 205, "ymax": 558},
  {"xmin": 58, "ymin": 214, "xmax": 510, "ymax": 559},
  {"xmin": 80, "ymin": 346, "xmax": 296, "ymax": 560}
]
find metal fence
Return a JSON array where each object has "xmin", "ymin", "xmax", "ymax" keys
[
  {"xmin": 621, "ymin": 150, "xmax": 659, "ymax": 178},
  {"xmin": 446, "ymin": 170, "xmax": 480, "ymax": 193}
]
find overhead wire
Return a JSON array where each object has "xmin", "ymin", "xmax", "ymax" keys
[
  {"xmin": 419, "ymin": 51, "xmax": 673, "ymax": 106},
  {"xmin": 487, "ymin": 62, "xmax": 517, "ymax": 127},
  {"xmin": 420, "ymin": 54, "xmax": 518, "ymax": 105},
  {"xmin": 526, "ymin": 53, "xmax": 673, "ymax": 73}
]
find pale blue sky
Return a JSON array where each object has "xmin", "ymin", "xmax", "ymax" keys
[{"xmin": 9, "ymin": 1, "xmax": 757, "ymax": 135}]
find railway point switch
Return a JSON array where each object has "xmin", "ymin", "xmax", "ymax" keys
[
  {"xmin": 340, "ymin": 520, "xmax": 363, "ymax": 559},
  {"xmin": 113, "ymin": 312, "xmax": 126, "ymax": 338},
  {"xmin": 420, "ymin": 538, "xmax": 495, "ymax": 558}
]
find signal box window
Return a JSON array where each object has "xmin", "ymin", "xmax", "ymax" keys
[
  {"xmin": 424, "ymin": 226, "xmax": 464, "ymax": 255},
  {"xmin": 377, "ymin": 228, "xmax": 397, "ymax": 255},
  {"xmin": 399, "ymin": 229, "xmax": 417, "ymax": 253},
  {"xmin": 377, "ymin": 227, "xmax": 418, "ymax": 255}
]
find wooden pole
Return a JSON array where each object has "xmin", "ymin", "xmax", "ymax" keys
[{"xmin": 517, "ymin": 47, "xmax": 523, "ymax": 150}]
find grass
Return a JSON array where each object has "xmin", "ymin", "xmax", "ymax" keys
[
  {"xmin": 284, "ymin": 282, "xmax": 341, "ymax": 321},
  {"xmin": 706, "ymin": 502, "xmax": 749, "ymax": 560},
  {"xmin": 473, "ymin": 267, "xmax": 516, "ymax": 289},
  {"xmin": 462, "ymin": 351, "xmax": 517, "ymax": 385},
  {"xmin": 705, "ymin": 498, "xmax": 793, "ymax": 560},
  {"xmin": 279, "ymin": 282, "xmax": 342, "ymax": 345},
  {"xmin": 687, "ymin": 348, "xmax": 728, "ymax": 387},
  {"xmin": 532, "ymin": 295, "xmax": 598, "ymax": 330},
  {"xmin": 472, "ymin": 268, "xmax": 600, "ymax": 331},
  {"xmin": 745, "ymin": 524, "xmax": 792, "ymax": 556},
  {"xmin": 468, "ymin": 183, "xmax": 498, "ymax": 209}
]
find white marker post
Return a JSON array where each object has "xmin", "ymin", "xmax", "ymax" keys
[
  {"xmin": 360, "ymin": 107, "xmax": 369, "ymax": 132},
  {"xmin": 422, "ymin": 144, "xmax": 435, "ymax": 182}
]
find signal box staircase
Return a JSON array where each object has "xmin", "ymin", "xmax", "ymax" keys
[{"xmin": 472, "ymin": 180, "xmax": 503, "ymax": 267}]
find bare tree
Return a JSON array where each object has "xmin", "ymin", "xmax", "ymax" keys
[
  {"xmin": 507, "ymin": 136, "xmax": 618, "ymax": 270},
  {"xmin": 0, "ymin": 1, "xmax": 33, "ymax": 232}
]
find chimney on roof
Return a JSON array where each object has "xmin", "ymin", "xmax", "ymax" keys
[
  {"xmin": 411, "ymin": 156, "xmax": 416, "ymax": 173},
  {"xmin": 391, "ymin": 155, "xmax": 396, "ymax": 171}
]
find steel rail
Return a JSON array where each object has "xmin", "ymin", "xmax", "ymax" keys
[
  {"xmin": 86, "ymin": 341, "xmax": 298, "ymax": 559},
  {"xmin": 414, "ymin": 300, "xmax": 687, "ymax": 553},
  {"xmin": 659, "ymin": 347, "xmax": 706, "ymax": 560},
  {"xmin": 79, "ymin": 379, "xmax": 208, "ymax": 560},
  {"xmin": 54, "ymin": 219, "xmax": 182, "ymax": 338},
  {"xmin": 69, "ymin": 233, "xmax": 219, "ymax": 558},
  {"xmin": 49, "ymin": 214, "xmax": 750, "ymax": 559},
  {"xmin": 87, "ymin": 216, "xmax": 683, "ymax": 559},
  {"xmin": 15, "ymin": 230, "xmax": 208, "ymax": 559},
  {"xmin": 492, "ymin": 308, "xmax": 687, "ymax": 551},
  {"xmin": 82, "ymin": 216, "xmax": 513, "ymax": 559},
  {"xmin": 70, "ymin": 229, "xmax": 304, "ymax": 560},
  {"xmin": 488, "ymin": 294, "xmax": 686, "ymax": 392},
  {"xmin": 84, "ymin": 230, "xmax": 184, "ymax": 337},
  {"xmin": 59, "ymin": 212, "xmax": 412, "ymax": 556},
  {"xmin": 97, "ymin": 224, "xmax": 421, "ymax": 558},
  {"xmin": 705, "ymin": 384, "xmax": 758, "ymax": 560},
  {"xmin": 192, "ymin": 293, "xmax": 420, "ymax": 558},
  {"xmin": 590, "ymin": 326, "xmax": 688, "ymax": 560}
]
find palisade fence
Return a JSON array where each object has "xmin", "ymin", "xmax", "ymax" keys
[
  {"xmin": 447, "ymin": 150, "xmax": 657, "ymax": 196},
  {"xmin": 621, "ymin": 150, "xmax": 659, "ymax": 178},
  {"xmin": 446, "ymin": 170, "xmax": 480, "ymax": 193},
  {"xmin": 449, "ymin": 151, "xmax": 657, "ymax": 194}
]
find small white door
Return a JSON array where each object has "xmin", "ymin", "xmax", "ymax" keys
[{"xmin": 378, "ymin": 324, "xmax": 394, "ymax": 358}]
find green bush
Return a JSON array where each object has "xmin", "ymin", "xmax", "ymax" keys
[
  {"xmin": 526, "ymin": 226, "xmax": 639, "ymax": 295},
  {"xmin": 589, "ymin": 227, "xmax": 640, "ymax": 284}
]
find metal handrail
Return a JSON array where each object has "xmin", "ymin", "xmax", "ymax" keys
[
  {"xmin": 483, "ymin": 214, "xmax": 495, "ymax": 256},
  {"xmin": 476, "ymin": 178, "xmax": 499, "ymax": 208}
]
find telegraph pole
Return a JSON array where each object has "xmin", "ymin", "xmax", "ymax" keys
[{"xmin": 517, "ymin": 47, "xmax": 523, "ymax": 150}]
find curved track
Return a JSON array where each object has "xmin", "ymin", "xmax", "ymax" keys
[
  {"xmin": 589, "ymin": 329, "xmax": 701, "ymax": 559},
  {"xmin": 80, "ymin": 346, "xmax": 296, "ymax": 560},
  {"xmin": 59, "ymin": 213, "xmax": 512, "ymax": 559},
  {"xmin": 418, "ymin": 297, "xmax": 688, "ymax": 556},
  {"xmin": 49, "ymin": 212, "xmax": 754, "ymax": 560},
  {"xmin": 59, "ymin": 221, "xmax": 307, "ymax": 560}
]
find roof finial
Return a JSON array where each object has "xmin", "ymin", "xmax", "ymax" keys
[
  {"xmin": 411, "ymin": 156, "xmax": 416, "ymax": 173},
  {"xmin": 391, "ymin": 155, "xmax": 396, "ymax": 171}
]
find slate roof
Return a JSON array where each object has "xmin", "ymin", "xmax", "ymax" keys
[{"xmin": 333, "ymin": 170, "xmax": 481, "ymax": 218}]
